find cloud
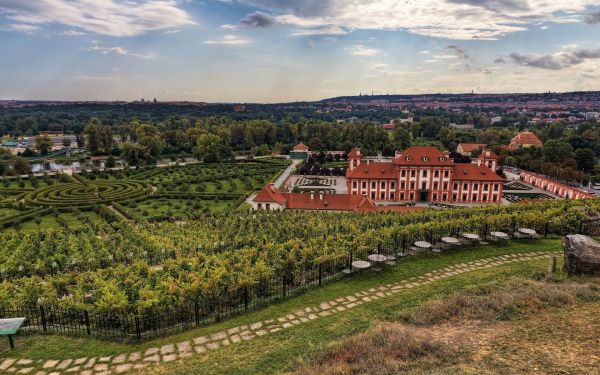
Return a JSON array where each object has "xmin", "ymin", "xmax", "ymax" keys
[
  {"xmin": 220, "ymin": 24, "xmax": 239, "ymax": 30},
  {"xmin": 238, "ymin": 0, "xmax": 597, "ymax": 40},
  {"xmin": 240, "ymin": 11, "xmax": 276, "ymax": 27},
  {"xmin": 87, "ymin": 43, "xmax": 152, "ymax": 59},
  {"xmin": 0, "ymin": 0, "xmax": 195, "ymax": 37},
  {"xmin": 419, "ymin": 50, "xmax": 431, "ymax": 55},
  {"xmin": 446, "ymin": 44, "xmax": 470, "ymax": 59},
  {"xmin": 347, "ymin": 45, "xmax": 381, "ymax": 56},
  {"xmin": 289, "ymin": 25, "xmax": 347, "ymax": 36},
  {"xmin": 585, "ymin": 12, "xmax": 600, "ymax": 24},
  {"xmin": 494, "ymin": 57, "xmax": 506, "ymax": 64},
  {"xmin": 204, "ymin": 35, "xmax": 250, "ymax": 45},
  {"xmin": 508, "ymin": 47, "xmax": 600, "ymax": 70},
  {"xmin": 7, "ymin": 23, "xmax": 40, "ymax": 33},
  {"xmin": 58, "ymin": 29, "xmax": 85, "ymax": 36}
]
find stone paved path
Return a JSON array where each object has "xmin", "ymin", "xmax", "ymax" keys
[{"xmin": 0, "ymin": 251, "xmax": 559, "ymax": 375}]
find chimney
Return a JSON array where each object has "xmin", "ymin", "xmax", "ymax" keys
[
  {"xmin": 310, "ymin": 191, "xmax": 314, "ymax": 200},
  {"xmin": 319, "ymin": 191, "xmax": 324, "ymax": 200}
]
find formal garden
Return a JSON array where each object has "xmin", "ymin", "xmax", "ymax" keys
[
  {"xmin": 0, "ymin": 158, "xmax": 289, "ymax": 229},
  {"xmin": 0, "ymin": 198, "xmax": 596, "ymax": 343}
]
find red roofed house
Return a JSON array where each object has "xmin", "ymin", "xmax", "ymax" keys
[
  {"xmin": 509, "ymin": 131, "xmax": 543, "ymax": 150},
  {"xmin": 347, "ymin": 146, "xmax": 504, "ymax": 204},
  {"xmin": 251, "ymin": 184, "xmax": 419, "ymax": 212},
  {"xmin": 456, "ymin": 143, "xmax": 487, "ymax": 156},
  {"xmin": 290, "ymin": 142, "xmax": 310, "ymax": 160}
]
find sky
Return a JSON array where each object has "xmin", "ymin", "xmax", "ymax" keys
[{"xmin": 0, "ymin": 0, "xmax": 600, "ymax": 103}]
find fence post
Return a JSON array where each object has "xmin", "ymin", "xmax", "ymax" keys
[
  {"xmin": 282, "ymin": 274, "xmax": 287, "ymax": 298},
  {"xmin": 39, "ymin": 305, "xmax": 47, "ymax": 332},
  {"xmin": 194, "ymin": 300, "xmax": 200, "ymax": 326},
  {"xmin": 243, "ymin": 287, "xmax": 249, "ymax": 312},
  {"xmin": 544, "ymin": 222, "xmax": 549, "ymax": 238},
  {"xmin": 135, "ymin": 315, "xmax": 142, "ymax": 342},
  {"xmin": 84, "ymin": 310, "xmax": 91, "ymax": 335},
  {"xmin": 318, "ymin": 263, "xmax": 322, "ymax": 286}
]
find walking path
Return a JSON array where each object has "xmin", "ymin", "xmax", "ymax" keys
[
  {"xmin": 245, "ymin": 159, "xmax": 300, "ymax": 206},
  {"xmin": 0, "ymin": 250, "xmax": 559, "ymax": 375}
]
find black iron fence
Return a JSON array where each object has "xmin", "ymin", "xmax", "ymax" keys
[{"xmin": 0, "ymin": 219, "xmax": 593, "ymax": 342}]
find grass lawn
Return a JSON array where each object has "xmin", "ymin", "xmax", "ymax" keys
[
  {"xmin": 127, "ymin": 198, "xmax": 239, "ymax": 217},
  {"xmin": 0, "ymin": 239, "xmax": 561, "ymax": 363}
]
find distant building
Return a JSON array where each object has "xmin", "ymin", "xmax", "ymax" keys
[
  {"xmin": 509, "ymin": 131, "xmax": 543, "ymax": 150},
  {"xmin": 456, "ymin": 143, "xmax": 487, "ymax": 156},
  {"xmin": 490, "ymin": 116, "xmax": 502, "ymax": 125},
  {"xmin": 290, "ymin": 142, "xmax": 310, "ymax": 160},
  {"xmin": 346, "ymin": 146, "xmax": 504, "ymax": 204},
  {"xmin": 233, "ymin": 105, "xmax": 246, "ymax": 113},
  {"xmin": 449, "ymin": 123, "xmax": 474, "ymax": 129},
  {"xmin": 381, "ymin": 123, "xmax": 395, "ymax": 131}
]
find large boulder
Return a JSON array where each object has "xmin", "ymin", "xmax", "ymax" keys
[{"xmin": 563, "ymin": 234, "xmax": 600, "ymax": 276}]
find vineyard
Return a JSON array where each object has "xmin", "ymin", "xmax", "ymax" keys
[
  {"xmin": 0, "ymin": 198, "xmax": 597, "ymax": 340},
  {"xmin": 0, "ymin": 159, "xmax": 288, "ymax": 228}
]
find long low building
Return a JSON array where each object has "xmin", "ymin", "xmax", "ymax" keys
[
  {"xmin": 520, "ymin": 171, "xmax": 594, "ymax": 199},
  {"xmin": 346, "ymin": 146, "xmax": 504, "ymax": 204},
  {"xmin": 251, "ymin": 184, "xmax": 419, "ymax": 212}
]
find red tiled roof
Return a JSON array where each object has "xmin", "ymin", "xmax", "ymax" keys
[
  {"xmin": 293, "ymin": 142, "xmax": 309, "ymax": 151},
  {"xmin": 458, "ymin": 143, "xmax": 486, "ymax": 153},
  {"xmin": 281, "ymin": 192, "xmax": 371, "ymax": 211},
  {"xmin": 394, "ymin": 146, "xmax": 454, "ymax": 166},
  {"xmin": 346, "ymin": 162, "xmax": 396, "ymax": 179},
  {"xmin": 348, "ymin": 148, "xmax": 361, "ymax": 158},
  {"xmin": 382, "ymin": 123, "xmax": 395, "ymax": 130},
  {"xmin": 479, "ymin": 149, "xmax": 499, "ymax": 159},
  {"xmin": 452, "ymin": 163, "xmax": 504, "ymax": 182},
  {"xmin": 510, "ymin": 132, "xmax": 542, "ymax": 146},
  {"xmin": 253, "ymin": 184, "xmax": 287, "ymax": 206}
]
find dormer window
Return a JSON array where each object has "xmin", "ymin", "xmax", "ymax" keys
[
  {"xmin": 423, "ymin": 157, "xmax": 428, "ymax": 162},
  {"xmin": 406, "ymin": 156, "xmax": 411, "ymax": 161},
  {"xmin": 440, "ymin": 157, "xmax": 445, "ymax": 162}
]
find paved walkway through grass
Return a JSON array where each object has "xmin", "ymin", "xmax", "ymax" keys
[{"xmin": 0, "ymin": 250, "xmax": 560, "ymax": 375}]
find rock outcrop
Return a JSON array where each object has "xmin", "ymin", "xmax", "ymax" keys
[{"xmin": 563, "ymin": 234, "xmax": 600, "ymax": 276}]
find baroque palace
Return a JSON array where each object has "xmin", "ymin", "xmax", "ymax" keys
[{"xmin": 346, "ymin": 146, "xmax": 504, "ymax": 204}]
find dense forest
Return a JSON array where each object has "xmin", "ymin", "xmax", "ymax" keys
[{"xmin": 1, "ymin": 104, "xmax": 600, "ymax": 182}]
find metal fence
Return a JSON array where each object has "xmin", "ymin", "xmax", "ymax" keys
[{"xmin": 0, "ymin": 218, "xmax": 593, "ymax": 342}]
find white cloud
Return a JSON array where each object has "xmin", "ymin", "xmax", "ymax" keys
[
  {"xmin": 7, "ymin": 23, "xmax": 40, "ymax": 33},
  {"xmin": 289, "ymin": 25, "xmax": 347, "ymax": 36},
  {"xmin": 220, "ymin": 24, "xmax": 239, "ymax": 30},
  {"xmin": 241, "ymin": 0, "xmax": 598, "ymax": 40},
  {"xmin": 0, "ymin": 0, "xmax": 195, "ymax": 37},
  {"xmin": 87, "ymin": 43, "xmax": 152, "ymax": 59},
  {"xmin": 419, "ymin": 50, "xmax": 431, "ymax": 55},
  {"xmin": 59, "ymin": 29, "xmax": 85, "ymax": 36},
  {"xmin": 347, "ymin": 44, "xmax": 381, "ymax": 56},
  {"xmin": 204, "ymin": 35, "xmax": 250, "ymax": 45}
]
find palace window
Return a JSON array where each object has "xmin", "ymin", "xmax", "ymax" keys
[
  {"xmin": 473, "ymin": 183, "xmax": 479, "ymax": 190},
  {"xmin": 462, "ymin": 193, "xmax": 467, "ymax": 201},
  {"xmin": 421, "ymin": 182, "xmax": 427, "ymax": 190},
  {"xmin": 423, "ymin": 170, "xmax": 428, "ymax": 178},
  {"xmin": 409, "ymin": 192, "xmax": 415, "ymax": 200},
  {"xmin": 463, "ymin": 183, "xmax": 468, "ymax": 191},
  {"xmin": 494, "ymin": 184, "xmax": 499, "ymax": 191},
  {"xmin": 483, "ymin": 194, "xmax": 488, "ymax": 201},
  {"xmin": 444, "ymin": 170, "xmax": 449, "ymax": 178},
  {"xmin": 442, "ymin": 193, "xmax": 447, "ymax": 201},
  {"xmin": 390, "ymin": 192, "xmax": 395, "ymax": 200},
  {"xmin": 410, "ymin": 181, "xmax": 416, "ymax": 189},
  {"xmin": 381, "ymin": 181, "xmax": 386, "ymax": 189},
  {"xmin": 401, "ymin": 170, "xmax": 406, "ymax": 177},
  {"xmin": 400, "ymin": 192, "xmax": 405, "ymax": 200},
  {"xmin": 432, "ymin": 193, "xmax": 438, "ymax": 201},
  {"xmin": 352, "ymin": 181, "xmax": 357, "ymax": 189},
  {"xmin": 452, "ymin": 193, "xmax": 457, "ymax": 201},
  {"xmin": 472, "ymin": 194, "xmax": 478, "ymax": 202},
  {"xmin": 483, "ymin": 183, "xmax": 488, "ymax": 190},
  {"xmin": 411, "ymin": 170, "xmax": 416, "ymax": 178},
  {"xmin": 266, "ymin": 203, "xmax": 271, "ymax": 210},
  {"xmin": 443, "ymin": 182, "xmax": 448, "ymax": 190},
  {"xmin": 391, "ymin": 182, "xmax": 396, "ymax": 189},
  {"xmin": 362, "ymin": 181, "xmax": 367, "ymax": 189},
  {"xmin": 401, "ymin": 181, "xmax": 406, "ymax": 189},
  {"xmin": 433, "ymin": 182, "xmax": 439, "ymax": 190},
  {"xmin": 434, "ymin": 170, "xmax": 439, "ymax": 178},
  {"xmin": 381, "ymin": 191, "xmax": 385, "ymax": 199},
  {"xmin": 453, "ymin": 182, "xmax": 459, "ymax": 190},
  {"xmin": 371, "ymin": 192, "xmax": 376, "ymax": 199}
]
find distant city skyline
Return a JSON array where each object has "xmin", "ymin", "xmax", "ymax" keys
[{"xmin": 1, "ymin": 0, "xmax": 600, "ymax": 103}]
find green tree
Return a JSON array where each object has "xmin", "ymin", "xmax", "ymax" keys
[
  {"xmin": 35, "ymin": 135, "xmax": 53, "ymax": 155},
  {"xmin": 543, "ymin": 140, "xmax": 573, "ymax": 163},
  {"xmin": 575, "ymin": 148, "xmax": 596, "ymax": 172},
  {"xmin": 194, "ymin": 134, "xmax": 224, "ymax": 163}
]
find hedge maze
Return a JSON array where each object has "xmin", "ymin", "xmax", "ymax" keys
[
  {"xmin": 24, "ymin": 181, "xmax": 153, "ymax": 207},
  {"xmin": 0, "ymin": 159, "xmax": 288, "ymax": 230}
]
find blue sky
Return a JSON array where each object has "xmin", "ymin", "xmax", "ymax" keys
[{"xmin": 1, "ymin": 0, "xmax": 599, "ymax": 102}]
